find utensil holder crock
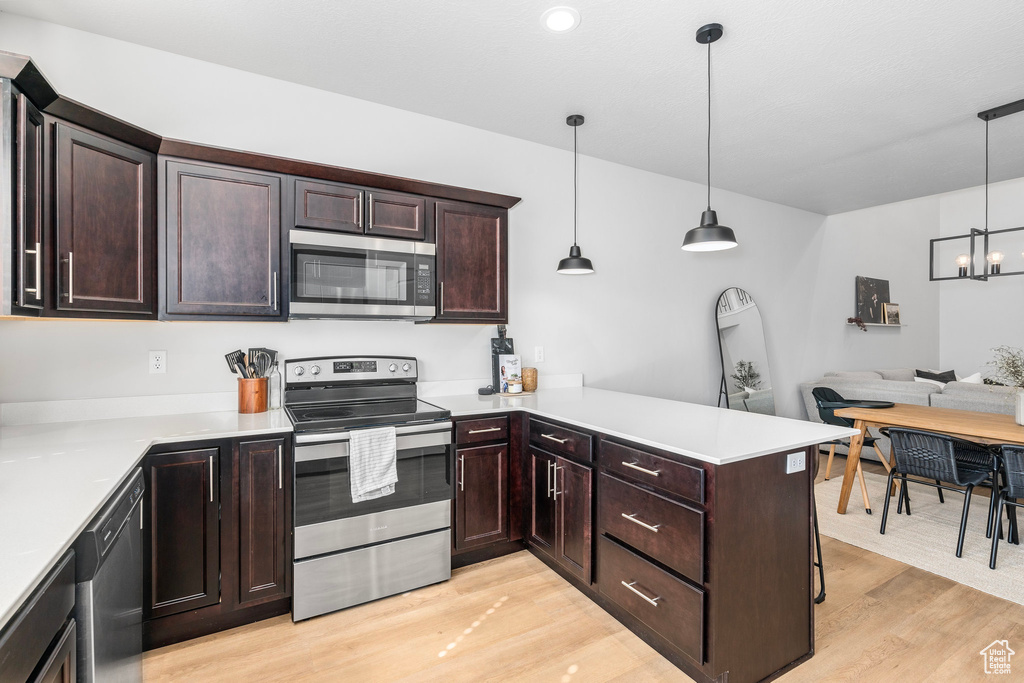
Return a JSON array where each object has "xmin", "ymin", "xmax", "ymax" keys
[{"xmin": 238, "ymin": 377, "xmax": 269, "ymax": 414}]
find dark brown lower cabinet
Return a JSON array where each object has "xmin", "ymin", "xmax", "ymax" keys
[
  {"xmin": 554, "ymin": 456, "xmax": 592, "ymax": 584},
  {"xmin": 529, "ymin": 449, "xmax": 557, "ymax": 557},
  {"xmin": 237, "ymin": 437, "xmax": 290, "ymax": 605},
  {"xmin": 454, "ymin": 443, "xmax": 508, "ymax": 550},
  {"xmin": 144, "ymin": 447, "xmax": 220, "ymax": 619},
  {"xmin": 143, "ymin": 434, "xmax": 292, "ymax": 649}
]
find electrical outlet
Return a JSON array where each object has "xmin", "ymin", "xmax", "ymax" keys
[
  {"xmin": 785, "ymin": 451, "xmax": 806, "ymax": 474},
  {"xmin": 534, "ymin": 346, "xmax": 545, "ymax": 362},
  {"xmin": 149, "ymin": 350, "xmax": 167, "ymax": 374}
]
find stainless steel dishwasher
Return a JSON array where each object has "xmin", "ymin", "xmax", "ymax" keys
[{"xmin": 74, "ymin": 468, "xmax": 145, "ymax": 683}]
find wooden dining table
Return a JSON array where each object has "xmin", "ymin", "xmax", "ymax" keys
[{"xmin": 833, "ymin": 403, "xmax": 1024, "ymax": 514}]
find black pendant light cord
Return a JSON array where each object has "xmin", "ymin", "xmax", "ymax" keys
[
  {"xmin": 706, "ymin": 40, "xmax": 712, "ymax": 211},
  {"xmin": 573, "ymin": 124, "xmax": 579, "ymax": 246}
]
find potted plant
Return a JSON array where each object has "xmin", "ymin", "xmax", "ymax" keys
[{"xmin": 988, "ymin": 345, "xmax": 1024, "ymax": 425}]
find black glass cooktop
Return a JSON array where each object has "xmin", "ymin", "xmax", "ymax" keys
[{"xmin": 286, "ymin": 398, "xmax": 450, "ymax": 433}]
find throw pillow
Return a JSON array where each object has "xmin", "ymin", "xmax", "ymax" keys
[
  {"xmin": 916, "ymin": 369, "xmax": 957, "ymax": 383},
  {"xmin": 914, "ymin": 377, "xmax": 946, "ymax": 389},
  {"xmin": 960, "ymin": 372, "xmax": 983, "ymax": 384},
  {"xmin": 879, "ymin": 368, "xmax": 916, "ymax": 382}
]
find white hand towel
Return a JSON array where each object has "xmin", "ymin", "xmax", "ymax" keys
[{"xmin": 349, "ymin": 426, "xmax": 398, "ymax": 503}]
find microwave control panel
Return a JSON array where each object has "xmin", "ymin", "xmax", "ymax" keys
[{"xmin": 415, "ymin": 262, "xmax": 434, "ymax": 305}]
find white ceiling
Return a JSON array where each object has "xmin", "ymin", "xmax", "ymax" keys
[{"xmin": 3, "ymin": 0, "xmax": 1024, "ymax": 215}]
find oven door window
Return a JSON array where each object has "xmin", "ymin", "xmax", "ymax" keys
[
  {"xmin": 292, "ymin": 246, "xmax": 415, "ymax": 306},
  {"xmin": 295, "ymin": 445, "xmax": 450, "ymax": 526}
]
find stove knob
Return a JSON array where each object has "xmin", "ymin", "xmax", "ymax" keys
[
  {"xmin": 310, "ymin": 365, "xmax": 321, "ymax": 376},
  {"xmin": 402, "ymin": 363, "xmax": 411, "ymax": 373},
  {"xmin": 388, "ymin": 363, "xmax": 397, "ymax": 373},
  {"xmin": 294, "ymin": 366, "xmax": 305, "ymax": 376}
]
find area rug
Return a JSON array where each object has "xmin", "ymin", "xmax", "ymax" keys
[{"xmin": 815, "ymin": 470, "xmax": 1024, "ymax": 605}]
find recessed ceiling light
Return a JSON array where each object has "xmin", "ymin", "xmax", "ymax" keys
[{"xmin": 541, "ymin": 7, "xmax": 581, "ymax": 33}]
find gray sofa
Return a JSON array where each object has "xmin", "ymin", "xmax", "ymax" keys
[{"xmin": 798, "ymin": 368, "xmax": 1018, "ymax": 460}]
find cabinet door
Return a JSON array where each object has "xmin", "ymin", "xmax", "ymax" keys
[
  {"xmin": 434, "ymin": 200, "xmax": 507, "ymax": 322},
  {"xmin": 145, "ymin": 448, "xmax": 220, "ymax": 619},
  {"xmin": 237, "ymin": 438, "xmax": 290, "ymax": 606},
  {"xmin": 529, "ymin": 449, "xmax": 557, "ymax": 557},
  {"xmin": 293, "ymin": 178, "xmax": 364, "ymax": 233},
  {"xmin": 30, "ymin": 618, "xmax": 75, "ymax": 683},
  {"xmin": 54, "ymin": 121, "xmax": 155, "ymax": 315},
  {"xmin": 455, "ymin": 443, "xmax": 508, "ymax": 550},
  {"xmin": 164, "ymin": 160, "xmax": 282, "ymax": 317},
  {"xmin": 366, "ymin": 190, "xmax": 426, "ymax": 240},
  {"xmin": 556, "ymin": 456, "xmax": 593, "ymax": 584},
  {"xmin": 15, "ymin": 93, "xmax": 44, "ymax": 311}
]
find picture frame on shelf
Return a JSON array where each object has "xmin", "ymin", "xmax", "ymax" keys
[
  {"xmin": 883, "ymin": 302, "xmax": 901, "ymax": 325},
  {"xmin": 855, "ymin": 276, "xmax": 890, "ymax": 325}
]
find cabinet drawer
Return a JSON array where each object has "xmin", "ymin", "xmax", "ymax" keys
[
  {"xmin": 597, "ymin": 535, "xmax": 704, "ymax": 664},
  {"xmin": 529, "ymin": 418, "xmax": 592, "ymax": 462},
  {"xmin": 599, "ymin": 473, "xmax": 704, "ymax": 584},
  {"xmin": 601, "ymin": 440, "xmax": 704, "ymax": 504},
  {"xmin": 456, "ymin": 416, "xmax": 509, "ymax": 445}
]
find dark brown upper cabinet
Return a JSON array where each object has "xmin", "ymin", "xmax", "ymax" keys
[
  {"xmin": 13, "ymin": 91, "xmax": 44, "ymax": 314},
  {"xmin": 52, "ymin": 120, "xmax": 156, "ymax": 317},
  {"xmin": 434, "ymin": 200, "xmax": 507, "ymax": 323},
  {"xmin": 293, "ymin": 178, "xmax": 363, "ymax": 234},
  {"xmin": 366, "ymin": 189, "xmax": 426, "ymax": 240},
  {"xmin": 162, "ymin": 159, "xmax": 283, "ymax": 319}
]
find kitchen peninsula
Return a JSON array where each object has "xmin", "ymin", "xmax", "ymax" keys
[{"xmin": 0, "ymin": 384, "xmax": 854, "ymax": 683}]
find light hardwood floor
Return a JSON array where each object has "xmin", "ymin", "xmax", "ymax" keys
[{"xmin": 145, "ymin": 454, "xmax": 1024, "ymax": 682}]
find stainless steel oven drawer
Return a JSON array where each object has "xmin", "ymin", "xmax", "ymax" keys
[
  {"xmin": 294, "ymin": 499, "xmax": 450, "ymax": 559},
  {"xmin": 292, "ymin": 528, "xmax": 451, "ymax": 621}
]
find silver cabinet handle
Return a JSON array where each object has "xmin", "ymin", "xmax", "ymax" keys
[
  {"xmin": 546, "ymin": 459, "xmax": 553, "ymax": 498},
  {"xmin": 208, "ymin": 455, "xmax": 214, "ymax": 502},
  {"xmin": 621, "ymin": 513, "xmax": 660, "ymax": 532},
  {"xmin": 621, "ymin": 581, "xmax": 660, "ymax": 607},
  {"xmin": 368, "ymin": 192, "xmax": 374, "ymax": 230},
  {"xmin": 66, "ymin": 252, "xmax": 74, "ymax": 303},
  {"xmin": 468, "ymin": 427, "xmax": 501, "ymax": 435},
  {"xmin": 358, "ymin": 191, "xmax": 364, "ymax": 228},
  {"xmin": 23, "ymin": 243, "xmax": 41, "ymax": 298},
  {"xmin": 542, "ymin": 433, "xmax": 568, "ymax": 445},
  {"xmin": 272, "ymin": 271, "xmax": 279, "ymax": 310},
  {"xmin": 459, "ymin": 454, "xmax": 465, "ymax": 491},
  {"xmin": 622, "ymin": 461, "xmax": 660, "ymax": 477},
  {"xmin": 553, "ymin": 465, "xmax": 563, "ymax": 500},
  {"xmin": 439, "ymin": 281, "xmax": 444, "ymax": 315},
  {"xmin": 277, "ymin": 445, "xmax": 283, "ymax": 490}
]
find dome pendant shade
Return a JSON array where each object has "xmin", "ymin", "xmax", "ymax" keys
[
  {"xmin": 682, "ymin": 209, "xmax": 738, "ymax": 252},
  {"xmin": 557, "ymin": 244, "xmax": 595, "ymax": 274}
]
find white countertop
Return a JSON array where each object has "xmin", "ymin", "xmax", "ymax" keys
[
  {"xmin": 429, "ymin": 386, "xmax": 858, "ymax": 465},
  {"xmin": 0, "ymin": 410, "xmax": 291, "ymax": 631},
  {"xmin": 0, "ymin": 386, "xmax": 855, "ymax": 633}
]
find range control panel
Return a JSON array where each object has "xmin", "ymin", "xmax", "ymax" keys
[{"xmin": 285, "ymin": 356, "xmax": 418, "ymax": 385}]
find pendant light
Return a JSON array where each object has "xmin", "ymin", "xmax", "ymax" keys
[
  {"xmin": 682, "ymin": 23, "xmax": 738, "ymax": 252},
  {"xmin": 557, "ymin": 114, "xmax": 595, "ymax": 274}
]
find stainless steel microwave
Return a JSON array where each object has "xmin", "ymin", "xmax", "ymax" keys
[{"xmin": 288, "ymin": 230, "xmax": 436, "ymax": 320}]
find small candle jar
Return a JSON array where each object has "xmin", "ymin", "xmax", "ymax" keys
[{"xmin": 508, "ymin": 379, "xmax": 523, "ymax": 394}]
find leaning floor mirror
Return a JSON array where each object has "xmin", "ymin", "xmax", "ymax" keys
[{"xmin": 715, "ymin": 288, "xmax": 775, "ymax": 415}]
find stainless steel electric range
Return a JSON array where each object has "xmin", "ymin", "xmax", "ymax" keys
[{"xmin": 284, "ymin": 356, "xmax": 453, "ymax": 621}]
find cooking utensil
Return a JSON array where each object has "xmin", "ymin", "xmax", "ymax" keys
[{"xmin": 225, "ymin": 349, "xmax": 246, "ymax": 374}]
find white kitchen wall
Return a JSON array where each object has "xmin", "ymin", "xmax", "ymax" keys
[
  {"xmin": 0, "ymin": 14, "xmax": 949, "ymax": 419},
  {"xmin": 938, "ymin": 176, "xmax": 1024, "ymax": 376}
]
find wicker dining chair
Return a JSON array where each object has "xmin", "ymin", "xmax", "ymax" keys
[
  {"xmin": 990, "ymin": 445, "xmax": 1024, "ymax": 569},
  {"xmin": 881, "ymin": 428, "xmax": 996, "ymax": 558}
]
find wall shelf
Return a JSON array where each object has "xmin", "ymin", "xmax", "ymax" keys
[{"xmin": 846, "ymin": 322, "xmax": 906, "ymax": 328}]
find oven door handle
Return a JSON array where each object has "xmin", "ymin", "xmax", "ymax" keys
[
  {"xmin": 294, "ymin": 420, "xmax": 452, "ymax": 445},
  {"xmin": 294, "ymin": 427, "xmax": 453, "ymax": 462}
]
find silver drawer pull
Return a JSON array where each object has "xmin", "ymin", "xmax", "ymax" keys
[
  {"xmin": 621, "ymin": 513, "xmax": 660, "ymax": 532},
  {"xmin": 542, "ymin": 433, "xmax": 569, "ymax": 444},
  {"xmin": 468, "ymin": 427, "xmax": 502, "ymax": 434},
  {"xmin": 621, "ymin": 581, "xmax": 660, "ymax": 607},
  {"xmin": 622, "ymin": 461, "xmax": 660, "ymax": 477}
]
